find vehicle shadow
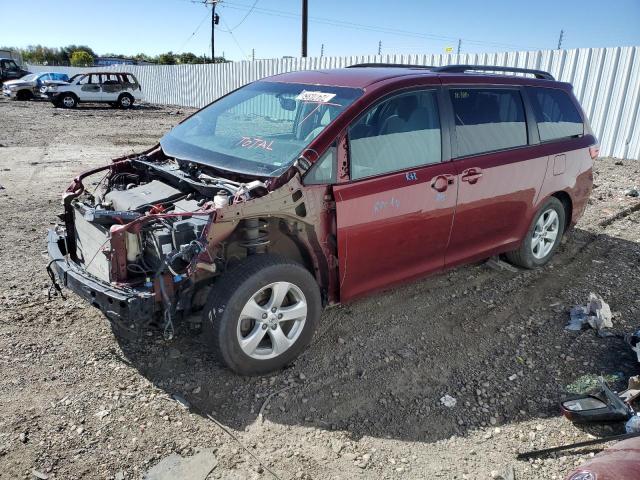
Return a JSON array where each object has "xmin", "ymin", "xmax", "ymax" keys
[
  {"xmin": 114, "ymin": 227, "xmax": 640, "ymax": 444},
  {"xmin": 48, "ymin": 103, "xmax": 164, "ymax": 111}
]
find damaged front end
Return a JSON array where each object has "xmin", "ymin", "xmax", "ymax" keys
[{"xmin": 47, "ymin": 147, "xmax": 331, "ymax": 338}]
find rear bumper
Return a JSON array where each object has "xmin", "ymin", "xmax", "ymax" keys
[{"xmin": 47, "ymin": 229, "xmax": 156, "ymax": 328}]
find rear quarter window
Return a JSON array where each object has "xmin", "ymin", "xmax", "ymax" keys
[
  {"xmin": 450, "ymin": 88, "xmax": 527, "ymax": 157},
  {"xmin": 528, "ymin": 87, "xmax": 584, "ymax": 141}
]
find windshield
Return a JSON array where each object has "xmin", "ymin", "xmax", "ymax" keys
[
  {"xmin": 161, "ymin": 81, "xmax": 362, "ymax": 177},
  {"xmin": 20, "ymin": 74, "xmax": 37, "ymax": 82}
]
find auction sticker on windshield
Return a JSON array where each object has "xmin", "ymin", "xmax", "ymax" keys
[{"xmin": 296, "ymin": 90, "xmax": 337, "ymax": 103}]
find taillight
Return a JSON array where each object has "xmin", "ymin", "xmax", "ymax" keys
[{"xmin": 589, "ymin": 145, "xmax": 600, "ymax": 160}]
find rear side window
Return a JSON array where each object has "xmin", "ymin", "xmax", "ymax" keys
[
  {"xmin": 349, "ymin": 89, "xmax": 442, "ymax": 180},
  {"xmin": 450, "ymin": 88, "xmax": 527, "ymax": 157},
  {"xmin": 528, "ymin": 87, "xmax": 584, "ymax": 141}
]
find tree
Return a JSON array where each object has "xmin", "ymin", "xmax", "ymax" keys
[
  {"xmin": 157, "ymin": 52, "xmax": 177, "ymax": 65},
  {"xmin": 178, "ymin": 52, "xmax": 198, "ymax": 64},
  {"xmin": 70, "ymin": 50, "xmax": 94, "ymax": 67}
]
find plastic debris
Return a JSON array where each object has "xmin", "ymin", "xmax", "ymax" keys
[
  {"xmin": 625, "ymin": 329, "xmax": 640, "ymax": 362},
  {"xmin": 625, "ymin": 414, "xmax": 640, "ymax": 433},
  {"xmin": 440, "ymin": 394, "xmax": 457, "ymax": 408},
  {"xmin": 624, "ymin": 186, "xmax": 639, "ymax": 197},
  {"xmin": 566, "ymin": 292, "xmax": 613, "ymax": 335}
]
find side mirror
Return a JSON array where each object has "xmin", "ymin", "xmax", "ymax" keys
[{"xmin": 560, "ymin": 377, "xmax": 633, "ymax": 423}]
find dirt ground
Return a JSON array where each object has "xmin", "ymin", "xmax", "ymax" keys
[{"xmin": 1, "ymin": 98, "xmax": 639, "ymax": 480}]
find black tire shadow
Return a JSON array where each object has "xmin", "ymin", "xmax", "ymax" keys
[{"xmin": 113, "ymin": 227, "xmax": 640, "ymax": 444}]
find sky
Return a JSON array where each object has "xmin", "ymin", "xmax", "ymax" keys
[{"xmin": 1, "ymin": 0, "xmax": 639, "ymax": 61}]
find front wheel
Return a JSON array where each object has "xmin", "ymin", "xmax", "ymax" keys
[
  {"xmin": 506, "ymin": 197, "xmax": 566, "ymax": 269},
  {"xmin": 202, "ymin": 254, "xmax": 321, "ymax": 375},
  {"xmin": 59, "ymin": 93, "xmax": 77, "ymax": 108}
]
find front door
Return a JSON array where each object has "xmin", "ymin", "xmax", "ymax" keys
[{"xmin": 334, "ymin": 88, "xmax": 457, "ymax": 301}]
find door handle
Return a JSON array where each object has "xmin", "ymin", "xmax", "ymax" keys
[
  {"xmin": 461, "ymin": 168, "xmax": 483, "ymax": 184},
  {"xmin": 430, "ymin": 174, "xmax": 455, "ymax": 192}
]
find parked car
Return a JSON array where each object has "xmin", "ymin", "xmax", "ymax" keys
[
  {"xmin": 2, "ymin": 72, "xmax": 69, "ymax": 100},
  {"xmin": 565, "ymin": 435, "xmax": 640, "ymax": 480},
  {"xmin": 41, "ymin": 71, "xmax": 143, "ymax": 108},
  {"xmin": 0, "ymin": 58, "xmax": 30, "ymax": 84},
  {"xmin": 46, "ymin": 64, "xmax": 597, "ymax": 374}
]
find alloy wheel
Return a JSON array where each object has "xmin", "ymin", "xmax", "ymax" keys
[
  {"xmin": 531, "ymin": 208, "xmax": 559, "ymax": 259},
  {"xmin": 236, "ymin": 282, "xmax": 307, "ymax": 360}
]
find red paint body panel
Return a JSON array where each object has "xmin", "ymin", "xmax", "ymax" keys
[
  {"xmin": 334, "ymin": 162, "xmax": 457, "ymax": 301},
  {"xmin": 309, "ymin": 71, "xmax": 595, "ymax": 303},
  {"xmin": 445, "ymin": 148, "xmax": 550, "ymax": 267},
  {"xmin": 564, "ymin": 437, "xmax": 640, "ymax": 480}
]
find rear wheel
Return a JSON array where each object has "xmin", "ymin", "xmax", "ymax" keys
[
  {"xmin": 202, "ymin": 254, "xmax": 321, "ymax": 375},
  {"xmin": 118, "ymin": 93, "xmax": 134, "ymax": 109},
  {"xmin": 506, "ymin": 197, "xmax": 565, "ymax": 269}
]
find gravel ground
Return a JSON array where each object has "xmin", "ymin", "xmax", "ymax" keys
[{"xmin": 0, "ymin": 98, "xmax": 639, "ymax": 480}]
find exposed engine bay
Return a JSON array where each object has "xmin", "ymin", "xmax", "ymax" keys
[{"xmin": 55, "ymin": 151, "xmax": 330, "ymax": 336}]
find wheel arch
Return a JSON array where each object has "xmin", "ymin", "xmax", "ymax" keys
[{"xmin": 551, "ymin": 190, "xmax": 573, "ymax": 231}]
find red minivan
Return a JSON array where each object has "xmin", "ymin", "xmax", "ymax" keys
[{"xmin": 47, "ymin": 64, "xmax": 597, "ymax": 374}]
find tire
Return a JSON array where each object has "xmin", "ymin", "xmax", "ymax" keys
[
  {"xmin": 60, "ymin": 93, "xmax": 77, "ymax": 109},
  {"xmin": 202, "ymin": 254, "xmax": 321, "ymax": 375},
  {"xmin": 506, "ymin": 197, "xmax": 566, "ymax": 269},
  {"xmin": 16, "ymin": 90, "xmax": 33, "ymax": 101},
  {"xmin": 118, "ymin": 93, "xmax": 134, "ymax": 109}
]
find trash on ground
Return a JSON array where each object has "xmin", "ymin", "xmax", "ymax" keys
[
  {"xmin": 624, "ymin": 328, "xmax": 640, "ymax": 362},
  {"xmin": 561, "ymin": 377, "xmax": 632, "ymax": 424},
  {"xmin": 566, "ymin": 292, "xmax": 613, "ymax": 335},
  {"xmin": 440, "ymin": 394, "xmax": 457, "ymax": 408},
  {"xmin": 625, "ymin": 414, "xmax": 640, "ymax": 433},
  {"xmin": 172, "ymin": 393, "xmax": 191, "ymax": 410},
  {"xmin": 624, "ymin": 186, "xmax": 639, "ymax": 197},
  {"xmin": 144, "ymin": 449, "xmax": 218, "ymax": 480}
]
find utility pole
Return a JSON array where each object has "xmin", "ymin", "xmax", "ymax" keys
[
  {"xmin": 378, "ymin": 40, "xmax": 382, "ymax": 55},
  {"xmin": 252, "ymin": 48, "xmax": 255, "ymax": 61},
  {"xmin": 202, "ymin": 0, "xmax": 220, "ymax": 62},
  {"xmin": 457, "ymin": 39, "xmax": 461, "ymax": 55},
  {"xmin": 320, "ymin": 43, "xmax": 324, "ymax": 57},
  {"xmin": 301, "ymin": 0, "xmax": 308, "ymax": 57},
  {"xmin": 557, "ymin": 29, "xmax": 564, "ymax": 50}
]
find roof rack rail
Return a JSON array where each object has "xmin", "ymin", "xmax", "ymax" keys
[
  {"xmin": 347, "ymin": 63, "xmax": 434, "ymax": 69},
  {"xmin": 431, "ymin": 64, "xmax": 554, "ymax": 80}
]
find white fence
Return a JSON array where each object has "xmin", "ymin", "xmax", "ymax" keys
[{"xmin": 28, "ymin": 46, "xmax": 640, "ymax": 160}]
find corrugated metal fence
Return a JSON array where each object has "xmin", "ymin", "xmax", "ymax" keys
[{"xmin": 27, "ymin": 46, "xmax": 640, "ymax": 159}]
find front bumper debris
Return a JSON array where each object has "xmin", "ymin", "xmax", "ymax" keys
[{"xmin": 47, "ymin": 229, "xmax": 156, "ymax": 329}]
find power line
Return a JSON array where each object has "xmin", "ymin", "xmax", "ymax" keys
[
  {"xmin": 177, "ymin": 10, "xmax": 211, "ymax": 52},
  {"xmin": 219, "ymin": 0, "xmax": 259, "ymax": 32},
  {"xmin": 219, "ymin": 1, "xmax": 542, "ymax": 51},
  {"xmin": 219, "ymin": 14, "xmax": 248, "ymax": 59}
]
